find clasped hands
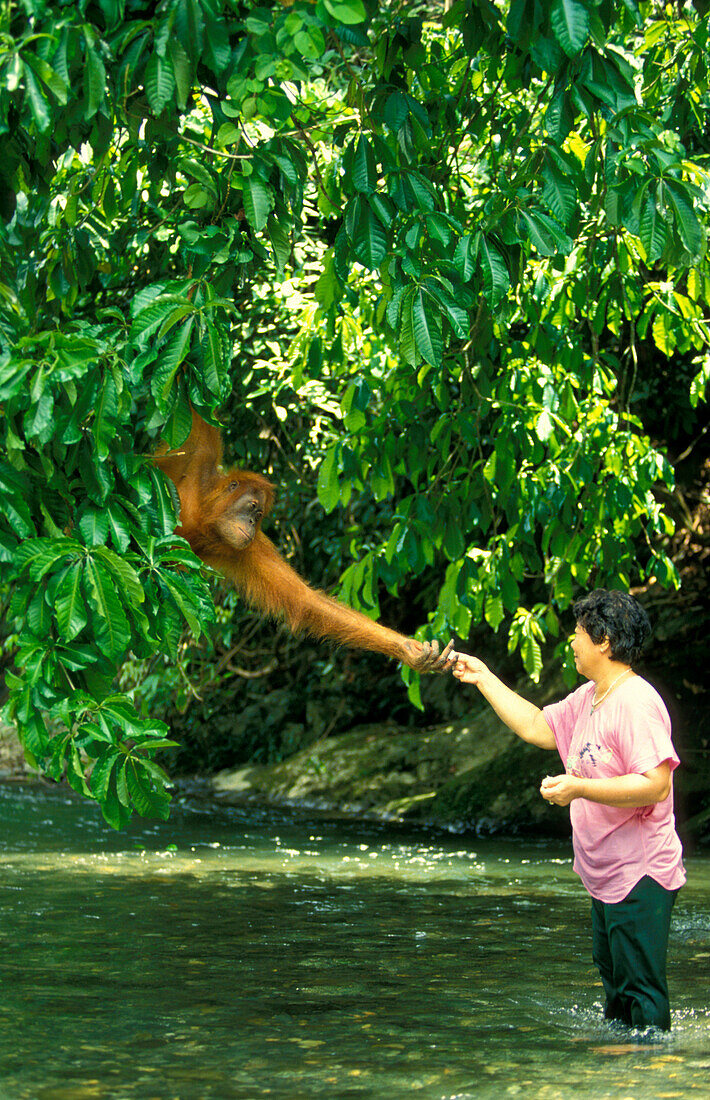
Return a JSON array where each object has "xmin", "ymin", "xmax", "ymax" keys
[{"xmin": 539, "ymin": 774, "xmax": 582, "ymax": 806}]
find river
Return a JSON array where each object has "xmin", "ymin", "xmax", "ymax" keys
[{"xmin": 0, "ymin": 782, "xmax": 708, "ymax": 1099}]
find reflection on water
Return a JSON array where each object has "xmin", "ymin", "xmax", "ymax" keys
[{"xmin": 0, "ymin": 782, "xmax": 708, "ymax": 1100}]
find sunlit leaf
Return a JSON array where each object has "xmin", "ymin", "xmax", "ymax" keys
[
  {"xmin": 551, "ymin": 0, "xmax": 589, "ymax": 55},
  {"xmin": 324, "ymin": 0, "xmax": 367, "ymax": 24},
  {"xmin": 317, "ymin": 446, "xmax": 341, "ymax": 514}
]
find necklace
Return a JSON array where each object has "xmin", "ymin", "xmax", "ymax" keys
[{"xmin": 590, "ymin": 668, "xmax": 632, "ymax": 714}]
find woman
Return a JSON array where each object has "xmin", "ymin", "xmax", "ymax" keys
[{"xmin": 452, "ymin": 588, "xmax": 685, "ymax": 1032}]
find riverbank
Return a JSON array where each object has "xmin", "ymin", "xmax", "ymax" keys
[
  {"xmin": 211, "ymin": 702, "xmax": 569, "ymax": 836},
  {"xmin": 2, "ymin": 682, "xmax": 705, "ymax": 841},
  {"xmin": 0, "ymin": 702, "xmax": 565, "ymax": 835},
  {"xmin": 209, "ymin": 704, "xmax": 706, "ymax": 843}
]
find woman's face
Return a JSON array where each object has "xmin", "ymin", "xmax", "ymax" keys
[{"xmin": 570, "ymin": 623, "xmax": 606, "ymax": 678}]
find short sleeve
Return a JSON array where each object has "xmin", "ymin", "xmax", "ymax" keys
[
  {"xmin": 614, "ymin": 688, "xmax": 680, "ymax": 775},
  {"xmin": 543, "ymin": 683, "xmax": 591, "ymax": 763}
]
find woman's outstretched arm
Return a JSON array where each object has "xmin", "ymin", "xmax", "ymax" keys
[{"xmin": 452, "ymin": 652, "xmax": 556, "ymax": 750}]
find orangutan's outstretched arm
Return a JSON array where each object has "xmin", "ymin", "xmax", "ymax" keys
[
  {"xmin": 153, "ymin": 410, "xmax": 454, "ymax": 673},
  {"xmin": 205, "ymin": 533, "xmax": 454, "ymax": 672}
]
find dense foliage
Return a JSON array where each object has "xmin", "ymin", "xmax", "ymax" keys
[{"xmin": 1, "ymin": 0, "xmax": 708, "ymax": 825}]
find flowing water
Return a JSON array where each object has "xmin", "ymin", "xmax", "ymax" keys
[{"xmin": 0, "ymin": 782, "xmax": 708, "ymax": 1100}]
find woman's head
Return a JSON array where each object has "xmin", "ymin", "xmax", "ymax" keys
[{"xmin": 572, "ymin": 589, "xmax": 651, "ymax": 665}]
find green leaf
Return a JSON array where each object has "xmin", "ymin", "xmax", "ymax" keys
[
  {"xmin": 145, "ymin": 467, "xmax": 179, "ymax": 535},
  {"xmin": 55, "ymin": 563, "xmax": 88, "ymax": 641},
  {"xmin": 294, "ymin": 28, "xmax": 326, "ymax": 60},
  {"xmin": 551, "ymin": 0, "xmax": 589, "ymax": 56},
  {"xmin": 651, "ymin": 311, "xmax": 676, "ymax": 357},
  {"xmin": 521, "ymin": 630, "xmax": 543, "ymax": 680},
  {"xmin": 484, "ymin": 593, "xmax": 505, "ymax": 631},
  {"xmin": 545, "ymin": 88, "xmax": 574, "ymax": 142},
  {"xmin": 163, "ymin": 382, "xmax": 194, "ymax": 449},
  {"xmin": 689, "ymin": 354, "xmax": 710, "ymax": 408},
  {"xmin": 665, "ymin": 181, "xmax": 704, "ymax": 257},
  {"xmin": 94, "ymin": 375, "xmax": 118, "ymax": 459},
  {"xmin": 116, "ymin": 762, "xmax": 130, "ymax": 807},
  {"xmin": 131, "ymin": 296, "xmax": 180, "ymax": 341},
  {"xmin": 201, "ymin": 319, "xmax": 226, "ymax": 399},
  {"xmin": 127, "ymin": 760, "xmax": 171, "ymax": 819},
  {"xmin": 25, "ymin": 390, "xmax": 55, "ymax": 442},
  {"xmin": 477, "ymin": 235, "xmax": 510, "ymax": 305},
  {"xmin": 243, "ymin": 176, "xmax": 273, "ymax": 231},
  {"xmin": 412, "ymin": 289, "xmax": 443, "ymax": 367},
  {"xmin": 22, "ymin": 538, "xmax": 79, "ymax": 580},
  {"xmin": 96, "ymin": 695, "xmax": 143, "ymax": 735},
  {"xmin": 144, "ymin": 52, "xmax": 176, "ymax": 115},
  {"xmin": 639, "ymin": 192, "xmax": 667, "ymax": 263},
  {"xmin": 79, "ymin": 506, "xmax": 109, "ymax": 547},
  {"xmin": 351, "ymin": 135, "xmax": 376, "ymax": 194},
  {"xmin": 536, "ymin": 409, "xmax": 555, "ymax": 441},
  {"xmin": 520, "ymin": 210, "xmax": 573, "ymax": 256},
  {"xmin": 90, "ymin": 748, "xmax": 121, "ymax": 801},
  {"xmin": 369, "ymin": 193, "xmax": 394, "ymax": 228},
  {"xmin": 500, "ymin": 571, "xmax": 521, "ymax": 612},
  {"xmin": 454, "ymin": 235, "xmax": 475, "ymax": 280},
  {"xmin": 27, "ymin": 587, "xmax": 51, "ymax": 636},
  {"xmin": 95, "ymin": 547, "xmax": 145, "ymax": 606},
  {"xmin": 67, "ymin": 742, "xmax": 92, "ymax": 797},
  {"xmin": 84, "ymin": 43, "xmax": 106, "ymax": 120},
  {"xmin": 167, "ymin": 38, "xmax": 192, "ymax": 110},
  {"xmin": 83, "ymin": 558, "xmax": 132, "ymax": 660},
  {"xmin": 385, "ymin": 92, "xmax": 408, "ymax": 132},
  {"xmin": 23, "ymin": 65, "xmax": 51, "ymax": 131},
  {"xmin": 160, "ymin": 572, "xmax": 202, "ymax": 635},
  {"xmin": 424, "ymin": 282, "xmax": 468, "ymax": 339},
  {"xmin": 399, "ymin": 289, "xmax": 417, "ymax": 365},
  {"xmin": 157, "ymin": 302, "xmax": 196, "ymax": 342},
  {"xmin": 317, "ymin": 446, "xmax": 341, "ymax": 514},
  {"xmin": 408, "ymin": 173, "xmax": 436, "ymax": 212},
  {"xmin": 353, "ymin": 204, "xmax": 387, "ymax": 269},
  {"xmin": 183, "ymin": 184, "xmax": 210, "ymax": 209},
  {"xmin": 107, "ymin": 503, "xmax": 132, "ymax": 553},
  {"xmin": 268, "ymin": 217, "xmax": 291, "ymax": 274},
  {"xmin": 55, "ymin": 641, "xmax": 104, "ymax": 671},
  {"xmin": 324, "ymin": 0, "xmax": 367, "ymax": 24},
  {"xmin": 542, "ymin": 163, "xmax": 577, "ymax": 226},
  {"xmin": 23, "ymin": 51, "xmax": 69, "ymax": 104},
  {"xmin": 100, "ymin": 784, "xmax": 132, "ymax": 830},
  {"xmin": 151, "ymin": 318, "xmax": 194, "ymax": 409}
]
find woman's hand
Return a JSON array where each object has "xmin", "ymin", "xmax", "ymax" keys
[
  {"xmin": 451, "ymin": 652, "xmax": 491, "ymax": 686},
  {"xmin": 540, "ymin": 774, "xmax": 581, "ymax": 806}
]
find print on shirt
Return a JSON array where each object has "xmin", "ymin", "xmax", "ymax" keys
[{"xmin": 567, "ymin": 739, "xmax": 613, "ymax": 777}]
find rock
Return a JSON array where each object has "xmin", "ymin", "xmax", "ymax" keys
[{"xmin": 211, "ymin": 707, "xmax": 568, "ymax": 835}]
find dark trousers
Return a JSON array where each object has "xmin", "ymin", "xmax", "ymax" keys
[{"xmin": 590, "ymin": 875, "xmax": 679, "ymax": 1031}]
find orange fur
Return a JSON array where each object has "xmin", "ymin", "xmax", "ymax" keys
[{"xmin": 153, "ymin": 410, "xmax": 447, "ymax": 671}]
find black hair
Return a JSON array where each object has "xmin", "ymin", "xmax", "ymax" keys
[{"xmin": 572, "ymin": 588, "xmax": 651, "ymax": 665}]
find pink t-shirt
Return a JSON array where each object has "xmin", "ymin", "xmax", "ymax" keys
[{"xmin": 542, "ymin": 675, "xmax": 686, "ymax": 903}]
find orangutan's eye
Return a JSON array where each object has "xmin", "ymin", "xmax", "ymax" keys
[{"xmin": 228, "ymin": 481, "xmax": 239, "ymax": 492}]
